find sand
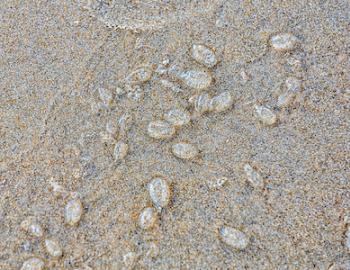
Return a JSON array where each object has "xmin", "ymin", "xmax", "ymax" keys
[{"xmin": 0, "ymin": 1, "xmax": 349, "ymax": 269}]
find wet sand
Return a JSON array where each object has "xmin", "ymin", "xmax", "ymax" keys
[{"xmin": 0, "ymin": 1, "xmax": 349, "ymax": 269}]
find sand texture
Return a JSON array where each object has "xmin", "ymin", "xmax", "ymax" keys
[{"xmin": 1, "ymin": 1, "xmax": 349, "ymax": 269}]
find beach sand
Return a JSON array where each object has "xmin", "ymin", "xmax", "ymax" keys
[{"xmin": 0, "ymin": 1, "xmax": 349, "ymax": 269}]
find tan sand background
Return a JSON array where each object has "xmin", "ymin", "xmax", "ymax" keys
[{"xmin": 0, "ymin": 1, "xmax": 349, "ymax": 269}]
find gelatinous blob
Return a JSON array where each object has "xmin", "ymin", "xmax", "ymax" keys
[
  {"xmin": 346, "ymin": 226, "xmax": 350, "ymax": 252},
  {"xmin": 255, "ymin": 105, "xmax": 277, "ymax": 126},
  {"xmin": 208, "ymin": 177, "xmax": 228, "ymax": 189},
  {"xmin": 20, "ymin": 218, "xmax": 44, "ymax": 238},
  {"xmin": 277, "ymin": 77, "xmax": 302, "ymax": 108},
  {"xmin": 45, "ymin": 239, "xmax": 63, "ymax": 258},
  {"xmin": 189, "ymin": 92, "xmax": 211, "ymax": 114},
  {"xmin": 127, "ymin": 86, "xmax": 144, "ymax": 101},
  {"xmin": 148, "ymin": 177, "xmax": 171, "ymax": 210},
  {"xmin": 191, "ymin": 44, "xmax": 217, "ymax": 68},
  {"xmin": 160, "ymin": 79, "xmax": 183, "ymax": 93},
  {"xmin": 114, "ymin": 141, "xmax": 129, "ymax": 161},
  {"xmin": 270, "ymin": 33, "xmax": 298, "ymax": 52},
  {"xmin": 209, "ymin": 91, "xmax": 233, "ymax": 113},
  {"xmin": 118, "ymin": 113, "xmax": 133, "ymax": 138},
  {"xmin": 172, "ymin": 142, "xmax": 199, "ymax": 160},
  {"xmin": 20, "ymin": 258, "xmax": 44, "ymax": 270},
  {"xmin": 126, "ymin": 65, "xmax": 153, "ymax": 85},
  {"xmin": 139, "ymin": 207, "xmax": 158, "ymax": 230},
  {"xmin": 98, "ymin": 87, "xmax": 113, "ymax": 107},
  {"xmin": 65, "ymin": 198, "xmax": 83, "ymax": 226},
  {"xmin": 285, "ymin": 77, "xmax": 302, "ymax": 92},
  {"xmin": 243, "ymin": 164, "xmax": 264, "ymax": 189},
  {"xmin": 164, "ymin": 109, "xmax": 191, "ymax": 127},
  {"xmin": 179, "ymin": 70, "xmax": 212, "ymax": 90},
  {"xmin": 277, "ymin": 92, "xmax": 295, "ymax": 108},
  {"xmin": 219, "ymin": 226, "xmax": 249, "ymax": 250},
  {"xmin": 147, "ymin": 120, "xmax": 176, "ymax": 139},
  {"xmin": 115, "ymin": 86, "xmax": 126, "ymax": 98},
  {"xmin": 123, "ymin": 251, "xmax": 137, "ymax": 269},
  {"xmin": 106, "ymin": 119, "xmax": 119, "ymax": 139}
]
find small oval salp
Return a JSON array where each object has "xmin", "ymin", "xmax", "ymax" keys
[
  {"xmin": 98, "ymin": 87, "xmax": 113, "ymax": 107},
  {"xmin": 219, "ymin": 226, "xmax": 249, "ymax": 250},
  {"xmin": 172, "ymin": 142, "xmax": 199, "ymax": 160},
  {"xmin": 285, "ymin": 77, "xmax": 302, "ymax": 92},
  {"xmin": 254, "ymin": 105, "xmax": 277, "ymax": 126},
  {"xmin": 148, "ymin": 177, "xmax": 171, "ymax": 210},
  {"xmin": 147, "ymin": 120, "xmax": 176, "ymax": 139},
  {"xmin": 179, "ymin": 69, "xmax": 212, "ymax": 90},
  {"xmin": 20, "ymin": 258, "xmax": 44, "ymax": 270},
  {"xmin": 64, "ymin": 198, "xmax": 83, "ymax": 226},
  {"xmin": 164, "ymin": 108, "xmax": 191, "ymax": 127},
  {"xmin": 45, "ymin": 239, "xmax": 63, "ymax": 258},
  {"xmin": 243, "ymin": 164, "xmax": 264, "ymax": 189},
  {"xmin": 114, "ymin": 141, "xmax": 128, "ymax": 161},
  {"xmin": 270, "ymin": 33, "xmax": 298, "ymax": 52},
  {"xmin": 191, "ymin": 44, "xmax": 217, "ymax": 68},
  {"xmin": 20, "ymin": 219, "xmax": 44, "ymax": 238},
  {"xmin": 126, "ymin": 65, "xmax": 153, "ymax": 84},
  {"xmin": 189, "ymin": 92, "xmax": 211, "ymax": 114},
  {"xmin": 139, "ymin": 207, "xmax": 158, "ymax": 230},
  {"xmin": 209, "ymin": 91, "xmax": 233, "ymax": 113}
]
